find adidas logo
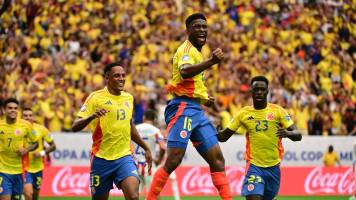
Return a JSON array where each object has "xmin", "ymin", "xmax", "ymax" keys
[
  {"xmin": 105, "ymin": 100, "xmax": 112, "ymax": 105},
  {"xmin": 0, "ymin": 130, "xmax": 4, "ymax": 134},
  {"xmin": 247, "ymin": 116, "xmax": 254, "ymax": 120}
]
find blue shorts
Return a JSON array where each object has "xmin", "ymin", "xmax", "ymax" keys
[
  {"xmin": 164, "ymin": 97, "xmax": 218, "ymax": 153},
  {"xmin": 0, "ymin": 172, "xmax": 23, "ymax": 197},
  {"xmin": 241, "ymin": 163, "xmax": 280, "ymax": 200},
  {"xmin": 90, "ymin": 155, "xmax": 139, "ymax": 196},
  {"xmin": 25, "ymin": 171, "xmax": 43, "ymax": 190}
]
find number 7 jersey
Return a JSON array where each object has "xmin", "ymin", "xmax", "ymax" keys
[
  {"xmin": 227, "ymin": 103, "xmax": 294, "ymax": 167},
  {"xmin": 77, "ymin": 87, "xmax": 134, "ymax": 160}
]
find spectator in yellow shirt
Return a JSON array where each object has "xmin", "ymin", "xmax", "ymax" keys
[{"xmin": 323, "ymin": 145, "xmax": 341, "ymax": 167}]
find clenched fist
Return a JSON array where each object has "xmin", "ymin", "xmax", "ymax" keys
[{"xmin": 211, "ymin": 48, "xmax": 224, "ymax": 64}]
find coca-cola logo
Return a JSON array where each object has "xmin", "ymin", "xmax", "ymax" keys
[
  {"xmin": 305, "ymin": 167, "xmax": 356, "ymax": 194},
  {"xmin": 181, "ymin": 167, "xmax": 245, "ymax": 195},
  {"xmin": 52, "ymin": 167, "xmax": 124, "ymax": 196},
  {"xmin": 52, "ymin": 167, "xmax": 90, "ymax": 195}
]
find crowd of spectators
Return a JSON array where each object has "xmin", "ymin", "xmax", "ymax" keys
[{"xmin": 0, "ymin": 0, "xmax": 355, "ymax": 135}]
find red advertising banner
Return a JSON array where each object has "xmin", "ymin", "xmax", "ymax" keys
[{"xmin": 40, "ymin": 166, "xmax": 355, "ymax": 196}]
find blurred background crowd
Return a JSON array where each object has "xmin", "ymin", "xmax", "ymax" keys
[{"xmin": 0, "ymin": 0, "xmax": 355, "ymax": 136}]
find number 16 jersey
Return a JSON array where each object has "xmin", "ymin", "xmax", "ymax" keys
[{"xmin": 77, "ymin": 87, "xmax": 134, "ymax": 160}]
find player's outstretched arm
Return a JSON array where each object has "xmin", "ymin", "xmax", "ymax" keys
[
  {"xmin": 17, "ymin": 142, "xmax": 38, "ymax": 156},
  {"xmin": 180, "ymin": 48, "xmax": 224, "ymax": 79},
  {"xmin": 71, "ymin": 108, "xmax": 109, "ymax": 132},
  {"xmin": 217, "ymin": 128, "xmax": 235, "ymax": 142},
  {"xmin": 130, "ymin": 121, "xmax": 152, "ymax": 172},
  {"xmin": 276, "ymin": 124, "xmax": 302, "ymax": 141}
]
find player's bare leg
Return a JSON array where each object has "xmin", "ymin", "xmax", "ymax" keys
[
  {"xmin": 198, "ymin": 143, "xmax": 232, "ymax": 199},
  {"xmin": 119, "ymin": 176, "xmax": 140, "ymax": 200},
  {"xmin": 92, "ymin": 193, "xmax": 109, "ymax": 200},
  {"xmin": 24, "ymin": 183, "xmax": 33, "ymax": 200},
  {"xmin": 32, "ymin": 189, "xmax": 40, "ymax": 200},
  {"xmin": 163, "ymin": 148, "xmax": 185, "ymax": 173},
  {"xmin": 0, "ymin": 195, "xmax": 11, "ymax": 200},
  {"xmin": 246, "ymin": 195, "xmax": 263, "ymax": 200}
]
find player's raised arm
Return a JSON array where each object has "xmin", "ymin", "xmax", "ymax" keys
[
  {"xmin": 130, "ymin": 121, "xmax": 152, "ymax": 172},
  {"xmin": 276, "ymin": 124, "xmax": 302, "ymax": 141},
  {"xmin": 180, "ymin": 48, "xmax": 224, "ymax": 79},
  {"xmin": 71, "ymin": 108, "xmax": 109, "ymax": 132}
]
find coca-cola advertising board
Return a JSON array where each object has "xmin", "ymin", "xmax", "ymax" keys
[
  {"xmin": 40, "ymin": 166, "xmax": 355, "ymax": 196},
  {"xmin": 51, "ymin": 134, "xmax": 356, "ymax": 166}
]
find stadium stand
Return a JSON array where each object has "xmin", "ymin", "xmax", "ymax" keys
[{"xmin": 0, "ymin": 0, "xmax": 355, "ymax": 135}]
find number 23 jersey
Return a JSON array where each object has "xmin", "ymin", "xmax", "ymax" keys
[
  {"xmin": 78, "ymin": 87, "xmax": 133, "ymax": 160},
  {"xmin": 227, "ymin": 103, "xmax": 294, "ymax": 167}
]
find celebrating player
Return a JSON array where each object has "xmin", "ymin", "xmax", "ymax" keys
[
  {"xmin": 22, "ymin": 108, "xmax": 56, "ymax": 200},
  {"xmin": 0, "ymin": 98, "xmax": 38, "ymax": 200},
  {"xmin": 218, "ymin": 76, "xmax": 302, "ymax": 200},
  {"xmin": 147, "ymin": 13, "xmax": 232, "ymax": 200},
  {"xmin": 133, "ymin": 109, "xmax": 180, "ymax": 200},
  {"xmin": 72, "ymin": 62, "xmax": 152, "ymax": 200}
]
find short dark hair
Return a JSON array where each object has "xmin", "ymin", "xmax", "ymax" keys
[
  {"xmin": 185, "ymin": 13, "xmax": 206, "ymax": 28},
  {"xmin": 103, "ymin": 61, "xmax": 123, "ymax": 76},
  {"xmin": 22, "ymin": 107, "xmax": 32, "ymax": 112},
  {"xmin": 4, "ymin": 98, "xmax": 19, "ymax": 106},
  {"xmin": 250, "ymin": 76, "xmax": 269, "ymax": 87},
  {"xmin": 144, "ymin": 109, "xmax": 157, "ymax": 121}
]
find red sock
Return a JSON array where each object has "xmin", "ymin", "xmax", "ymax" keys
[
  {"xmin": 147, "ymin": 167, "xmax": 170, "ymax": 200},
  {"xmin": 211, "ymin": 171, "xmax": 233, "ymax": 200}
]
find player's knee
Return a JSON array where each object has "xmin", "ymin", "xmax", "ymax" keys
[
  {"xmin": 125, "ymin": 192, "xmax": 139, "ymax": 200},
  {"xmin": 165, "ymin": 156, "xmax": 183, "ymax": 173},
  {"xmin": 24, "ymin": 191, "xmax": 33, "ymax": 200}
]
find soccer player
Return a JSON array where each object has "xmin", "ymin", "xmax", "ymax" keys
[
  {"xmin": 133, "ymin": 109, "xmax": 180, "ymax": 200},
  {"xmin": 322, "ymin": 145, "xmax": 341, "ymax": 167},
  {"xmin": 72, "ymin": 62, "xmax": 152, "ymax": 200},
  {"xmin": 22, "ymin": 108, "xmax": 56, "ymax": 200},
  {"xmin": 217, "ymin": 76, "xmax": 302, "ymax": 200},
  {"xmin": 147, "ymin": 13, "xmax": 232, "ymax": 200},
  {"xmin": 0, "ymin": 98, "xmax": 38, "ymax": 200}
]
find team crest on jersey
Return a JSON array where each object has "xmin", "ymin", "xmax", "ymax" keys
[
  {"xmin": 80, "ymin": 105, "xmax": 86, "ymax": 112},
  {"xmin": 124, "ymin": 101, "xmax": 130, "ymax": 108},
  {"xmin": 247, "ymin": 184, "xmax": 254, "ymax": 191},
  {"xmin": 15, "ymin": 129, "xmax": 21, "ymax": 136},
  {"xmin": 180, "ymin": 130, "xmax": 187, "ymax": 138},
  {"xmin": 266, "ymin": 112, "xmax": 274, "ymax": 121},
  {"xmin": 182, "ymin": 55, "xmax": 190, "ymax": 61},
  {"xmin": 285, "ymin": 115, "xmax": 291, "ymax": 121}
]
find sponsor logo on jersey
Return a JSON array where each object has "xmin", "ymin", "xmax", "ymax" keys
[{"xmin": 247, "ymin": 116, "xmax": 254, "ymax": 120}]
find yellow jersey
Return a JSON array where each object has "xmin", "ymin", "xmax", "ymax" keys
[
  {"xmin": 0, "ymin": 119, "xmax": 37, "ymax": 174},
  {"xmin": 323, "ymin": 152, "xmax": 339, "ymax": 167},
  {"xmin": 77, "ymin": 87, "xmax": 133, "ymax": 160},
  {"xmin": 26, "ymin": 123, "xmax": 53, "ymax": 173},
  {"xmin": 227, "ymin": 103, "xmax": 294, "ymax": 167},
  {"xmin": 166, "ymin": 40, "xmax": 209, "ymax": 103}
]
